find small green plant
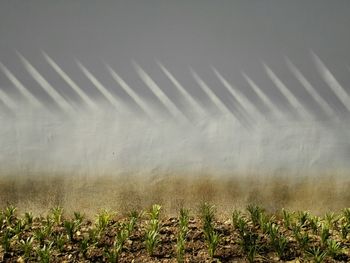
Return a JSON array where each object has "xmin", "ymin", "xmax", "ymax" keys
[
  {"xmin": 274, "ymin": 234, "xmax": 288, "ymax": 260},
  {"xmin": 149, "ymin": 204, "xmax": 162, "ymax": 220},
  {"xmin": 50, "ymin": 206, "xmax": 63, "ymax": 225},
  {"xmin": 297, "ymin": 211, "xmax": 310, "ymax": 226},
  {"xmin": 340, "ymin": 223, "xmax": 350, "ymax": 239},
  {"xmin": 309, "ymin": 216, "xmax": 320, "ymax": 234},
  {"xmin": 342, "ymin": 208, "xmax": 350, "ymax": 223},
  {"xmin": 1, "ymin": 229, "xmax": 11, "ymax": 254},
  {"xmin": 34, "ymin": 228, "xmax": 46, "ymax": 246},
  {"xmin": 64, "ymin": 219, "xmax": 77, "ymax": 241},
  {"xmin": 24, "ymin": 212, "xmax": 33, "ymax": 225},
  {"xmin": 176, "ymin": 232, "xmax": 186, "ymax": 263},
  {"xmin": 326, "ymin": 239, "xmax": 342, "ymax": 259},
  {"xmin": 4, "ymin": 205, "xmax": 16, "ymax": 225},
  {"xmin": 294, "ymin": 230, "xmax": 310, "ymax": 250},
  {"xmin": 20, "ymin": 237, "xmax": 33, "ymax": 259},
  {"xmin": 145, "ymin": 204, "xmax": 161, "ymax": 256},
  {"xmin": 305, "ymin": 246, "xmax": 327, "ymax": 263},
  {"xmin": 54, "ymin": 233, "xmax": 65, "ymax": 252},
  {"xmin": 96, "ymin": 209, "xmax": 113, "ymax": 231},
  {"xmin": 36, "ymin": 243, "xmax": 52, "ymax": 263},
  {"xmin": 282, "ymin": 208, "xmax": 293, "ymax": 229},
  {"xmin": 80, "ymin": 237, "xmax": 89, "ymax": 258},
  {"xmin": 74, "ymin": 211, "xmax": 84, "ymax": 225},
  {"xmin": 324, "ymin": 212, "xmax": 338, "ymax": 229},
  {"xmin": 176, "ymin": 208, "xmax": 190, "ymax": 263},
  {"xmin": 320, "ymin": 224, "xmax": 330, "ymax": 246},
  {"xmin": 238, "ymin": 231, "xmax": 260, "ymax": 263},
  {"xmin": 126, "ymin": 210, "xmax": 140, "ymax": 235},
  {"xmin": 232, "ymin": 209, "xmax": 242, "ymax": 229},
  {"xmin": 145, "ymin": 228, "xmax": 160, "ymax": 256},
  {"xmin": 247, "ymin": 204, "xmax": 263, "ymax": 227},
  {"xmin": 200, "ymin": 203, "xmax": 220, "ymax": 258}
]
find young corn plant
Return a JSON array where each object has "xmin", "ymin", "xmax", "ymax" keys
[
  {"xmin": 309, "ymin": 216, "xmax": 321, "ymax": 235},
  {"xmin": 274, "ymin": 234, "xmax": 288, "ymax": 260},
  {"xmin": 281, "ymin": 208, "xmax": 293, "ymax": 229},
  {"xmin": 247, "ymin": 204, "xmax": 263, "ymax": 227},
  {"xmin": 4, "ymin": 205, "xmax": 16, "ymax": 225},
  {"xmin": 340, "ymin": 223, "xmax": 350, "ymax": 239},
  {"xmin": 73, "ymin": 211, "xmax": 85, "ymax": 226},
  {"xmin": 238, "ymin": 231, "xmax": 260, "ymax": 263},
  {"xmin": 24, "ymin": 212, "xmax": 33, "ymax": 226},
  {"xmin": 320, "ymin": 223, "xmax": 331, "ymax": 246},
  {"xmin": 200, "ymin": 203, "xmax": 220, "ymax": 258},
  {"xmin": 324, "ymin": 212, "xmax": 339, "ymax": 229},
  {"xmin": 326, "ymin": 239, "xmax": 343, "ymax": 259},
  {"xmin": 50, "ymin": 206, "xmax": 63, "ymax": 225},
  {"xmin": 36, "ymin": 243, "xmax": 52, "ymax": 263},
  {"xmin": 19, "ymin": 237, "xmax": 33, "ymax": 259},
  {"xmin": 297, "ymin": 211, "xmax": 310, "ymax": 226},
  {"xmin": 96, "ymin": 209, "xmax": 113, "ymax": 231},
  {"xmin": 63, "ymin": 219, "xmax": 77, "ymax": 241},
  {"xmin": 126, "ymin": 210, "xmax": 140, "ymax": 236},
  {"xmin": 176, "ymin": 208, "xmax": 190, "ymax": 263},
  {"xmin": 145, "ymin": 204, "xmax": 161, "ymax": 256},
  {"xmin": 1, "ymin": 229, "xmax": 12, "ymax": 254},
  {"xmin": 342, "ymin": 208, "xmax": 350, "ymax": 224},
  {"xmin": 305, "ymin": 246, "xmax": 327, "ymax": 263},
  {"xmin": 54, "ymin": 233, "xmax": 65, "ymax": 252}
]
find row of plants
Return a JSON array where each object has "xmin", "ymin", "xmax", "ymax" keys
[{"xmin": 0, "ymin": 204, "xmax": 350, "ymax": 262}]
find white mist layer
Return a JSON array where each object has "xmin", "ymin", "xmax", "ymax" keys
[{"xmin": 0, "ymin": 107, "xmax": 349, "ymax": 178}]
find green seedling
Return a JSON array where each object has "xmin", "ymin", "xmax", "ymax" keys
[
  {"xmin": 24, "ymin": 212, "xmax": 33, "ymax": 225},
  {"xmin": 176, "ymin": 208, "xmax": 190, "ymax": 263},
  {"xmin": 34, "ymin": 228, "xmax": 46, "ymax": 246},
  {"xmin": 1, "ymin": 229, "xmax": 11, "ymax": 254},
  {"xmin": 20, "ymin": 237, "xmax": 33, "ymax": 259},
  {"xmin": 305, "ymin": 246, "xmax": 327, "ymax": 263},
  {"xmin": 309, "ymin": 216, "xmax": 320, "ymax": 234},
  {"xmin": 342, "ymin": 208, "xmax": 350, "ymax": 224},
  {"xmin": 149, "ymin": 204, "xmax": 162, "ymax": 220},
  {"xmin": 297, "ymin": 211, "xmax": 310, "ymax": 226},
  {"xmin": 4, "ymin": 205, "xmax": 16, "ymax": 225},
  {"xmin": 80, "ymin": 237, "xmax": 89, "ymax": 257},
  {"xmin": 282, "ymin": 208, "xmax": 293, "ymax": 229},
  {"xmin": 36, "ymin": 243, "xmax": 52, "ymax": 263},
  {"xmin": 320, "ymin": 224, "xmax": 330, "ymax": 246},
  {"xmin": 54, "ymin": 233, "xmax": 65, "ymax": 252},
  {"xmin": 64, "ymin": 219, "xmax": 77, "ymax": 241},
  {"xmin": 200, "ymin": 203, "xmax": 220, "ymax": 258},
  {"xmin": 247, "ymin": 204, "xmax": 263, "ymax": 227},
  {"xmin": 238, "ymin": 231, "xmax": 260, "ymax": 263},
  {"xmin": 145, "ymin": 228, "xmax": 159, "ymax": 256},
  {"xmin": 340, "ymin": 223, "xmax": 350, "ymax": 239},
  {"xmin": 96, "ymin": 209, "xmax": 113, "ymax": 231},
  {"xmin": 74, "ymin": 211, "xmax": 84, "ymax": 226},
  {"xmin": 326, "ymin": 239, "xmax": 342, "ymax": 259},
  {"xmin": 50, "ymin": 206, "xmax": 63, "ymax": 225}
]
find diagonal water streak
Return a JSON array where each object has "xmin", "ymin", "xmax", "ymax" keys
[
  {"xmin": 77, "ymin": 60, "xmax": 126, "ymax": 112},
  {"xmin": 311, "ymin": 51, "xmax": 350, "ymax": 112},
  {"xmin": 43, "ymin": 52, "xmax": 98, "ymax": 110},
  {"xmin": 241, "ymin": 72, "xmax": 283, "ymax": 119},
  {"xmin": 106, "ymin": 64, "xmax": 156, "ymax": 119},
  {"xmin": 157, "ymin": 61, "xmax": 206, "ymax": 117},
  {"xmin": 212, "ymin": 67, "xmax": 264, "ymax": 121},
  {"xmin": 0, "ymin": 62, "xmax": 42, "ymax": 108},
  {"xmin": 133, "ymin": 61, "xmax": 188, "ymax": 122},
  {"xmin": 18, "ymin": 52, "xmax": 73, "ymax": 113},
  {"xmin": 263, "ymin": 63, "xmax": 313, "ymax": 120},
  {"xmin": 0, "ymin": 87, "xmax": 16, "ymax": 110},
  {"xmin": 285, "ymin": 56, "xmax": 336, "ymax": 119},
  {"xmin": 190, "ymin": 68, "xmax": 235, "ymax": 119}
]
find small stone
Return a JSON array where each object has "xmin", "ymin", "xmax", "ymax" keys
[{"xmin": 17, "ymin": 257, "xmax": 25, "ymax": 263}]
